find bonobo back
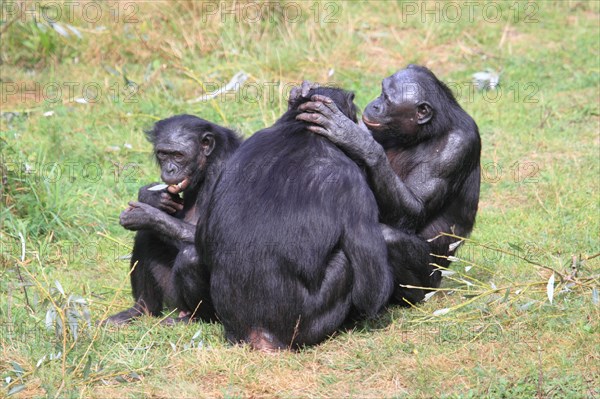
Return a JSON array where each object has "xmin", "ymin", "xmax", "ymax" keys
[{"xmin": 199, "ymin": 87, "xmax": 392, "ymax": 349}]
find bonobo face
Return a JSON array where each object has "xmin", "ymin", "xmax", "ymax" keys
[
  {"xmin": 362, "ymin": 69, "xmax": 433, "ymax": 141},
  {"xmin": 154, "ymin": 127, "xmax": 215, "ymax": 194}
]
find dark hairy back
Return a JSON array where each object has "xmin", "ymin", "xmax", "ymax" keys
[{"xmin": 201, "ymin": 87, "xmax": 376, "ymax": 265}]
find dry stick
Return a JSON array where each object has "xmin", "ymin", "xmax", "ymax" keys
[
  {"xmin": 54, "ymin": 380, "xmax": 65, "ymax": 399},
  {"xmin": 583, "ymin": 252, "xmax": 600, "ymax": 261},
  {"xmin": 289, "ymin": 316, "xmax": 302, "ymax": 351},
  {"xmin": 186, "ymin": 300, "xmax": 204, "ymax": 324}
]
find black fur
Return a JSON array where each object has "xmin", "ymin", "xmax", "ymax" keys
[
  {"xmin": 199, "ymin": 88, "xmax": 393, "ymax": 349},
  {"xmin": 105, "ymin": 115, "xmax": 241, "ymax": 324}
]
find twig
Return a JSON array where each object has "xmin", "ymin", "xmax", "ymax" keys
[
  {"xmin": 434, "ymin": 232, "xmax": 568, "ymax": 282},
  {"xmin": 15, "ymin": 232, "xmax": 33, "ymax": 313},
  {"xmin": 289, "ymin": 316, "xmax": 302, "ymax": 350}
]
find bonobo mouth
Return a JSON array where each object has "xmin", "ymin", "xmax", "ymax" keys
[
  {"xmin": 362, "ymin": 115, "xmax": 382, "ymax": 128},
  {"xmin": 166, "ymin": 177, "xmax": 190, "ymax": 194}
]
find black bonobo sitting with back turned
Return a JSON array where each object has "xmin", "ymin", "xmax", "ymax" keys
[
  {"xmin": 297, "ymin": 65, "xmax": 481, "ymax": 305},
  {"xmin": 199, "ymin": 87, "xmax": 393, "ymax": 350},
  {"xmin": 105, "ymin": 115, "xmax": 241, "ymax": 324}
]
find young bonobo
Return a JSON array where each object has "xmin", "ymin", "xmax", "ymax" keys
[
  {"xmin": 105, "ymin": 115, "xmax": 241, "ymax": 325},
  {"xmin": 199, "ymin": 88, "xmax": 393, "ymax": 350},
  {"xmin": 296, "ymin": 65, "xmax": 481, "ymax": 304}
]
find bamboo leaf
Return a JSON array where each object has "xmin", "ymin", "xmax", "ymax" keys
[
  {"xmin": 55, "ymin": 280, "xmax": 65, "ymax": 295},
  {"xmin": 10, "ymin": 362, "xmax": 24, "ymax": 374},
  {"xmin": 433, "ymin": 308, "xmax": 451, "ymax": 316},
  {"xmin": 83, "ymin": 355, "xmax": 92, "ymax": 379},
  {"xmin": 8, "ymin": 385, "xmax": 26, "ymax": 396},
  {"xmin": 546, "ymin": 273, "xmax": 555, "ymax": 304}
]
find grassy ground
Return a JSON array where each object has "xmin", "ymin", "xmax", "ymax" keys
[{"xmin": 1, "ymin": 1, "xmax": 599, "ymax": 398}]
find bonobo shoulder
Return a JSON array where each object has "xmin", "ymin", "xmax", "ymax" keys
[
  {"xmin": 436, "ymin": 129, "xmax": 480, "ymax": 171},
  {"xmin": 447, "ymin": 128, "xmax": 478, "ymax": 148},
  {"xmin": 449, "ymin": 125, "xmax": 480, "ymax": 150}
]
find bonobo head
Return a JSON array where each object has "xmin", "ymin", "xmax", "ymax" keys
[
  {"xmin": 290, "ymin": 87, "xmax": 358, "ymax": 123},
  {"xmin": 146, "ymin": 115, "xmax": 239, "ymax": 195},
  {"xmin": 362, "ymin": 65, "xmax": 461, "ymax": 145}
]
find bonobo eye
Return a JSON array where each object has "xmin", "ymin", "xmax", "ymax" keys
[{"xmin": 173, "ymin": 152, "xmax": 184, "ymax": 162}]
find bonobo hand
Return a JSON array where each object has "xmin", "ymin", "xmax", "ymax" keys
[
  {"xmin": 296, "ymin": 95, "xmax": 379, "ymax": 162},
  {"xmin": 137, "ymin": 183, "xmax": 184, "ymax": 214},
  {"xmin": 120, "ymin": 201, "xmax": 163, "ymax": 231},
  {"xmin": 288, "ymin": 80, "xmax": 320, "ymax": 109}
]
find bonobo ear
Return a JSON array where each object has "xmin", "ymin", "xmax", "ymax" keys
[
  {"xmin": 345, "ymin": 92, "xmax": 358, "ymax": 123},
  {"xmin": 200, "ymin": 132, "xmax": 216, "ymax": 157},
  {"xmin": 416, "ymin": 101, "xmax": 433, "ymax": 125}
]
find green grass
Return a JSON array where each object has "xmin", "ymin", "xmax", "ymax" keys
[{"xmin": 1, "ymin": 1, "xmax": 599, "ymax": 398}]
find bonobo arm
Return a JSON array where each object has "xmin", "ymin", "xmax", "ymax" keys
[
  {"xmin": 120, "ymin": 201, "xmax": 194, "ymax": 247},
  {"xmin": 137, "ymin": 183, "xmax": 184, "ymax": 215},
  {"xmin": 297, "ymin": 96, "xmax": 461, "ymax": 228}
]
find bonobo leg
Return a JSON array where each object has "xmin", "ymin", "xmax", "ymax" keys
[
  {"xmin": 171, "ymin": 245, "xmax": 215, "ymax": 322},
  {"xmin": 105, "ymin": 231, "xmax": 177, "ymax": 325},
  {"xmin": 380, "ymin": 224, "xmax": 435, "ymax": 305},
  {"xmin": 237, "ymin": 250, "xmax": 353, "ymax": 351},
  {"xmin": 295, "ymin": 250, "xmax": 352, "ymax": 348}
]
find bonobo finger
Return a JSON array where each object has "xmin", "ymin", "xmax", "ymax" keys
[
  {"xmin": 119, "ymin": 212, "xmax": 133, "ymax": 225},
  {"xmin": 166, "ymin": 206, "xmax": 178, "ymax": 214},
  {"xmin": 301, "ymin": 80, "xmax": 319, "ymax": 97},
  {"xmin": 165, "ymin": 192, "xmax": 184, "ymax": 204},
  {"xmin": 296, "ymin": 112, "xmax": 323, "ymax": 124},
  {"xmin": 128, "ymin": 201, "xmax": 142, "ymax": 208},
  {"xmin": 288, "ymin": 86, "xmax": 300, "ymax": 106},
  {"xmin": 163, "ymin": 201, "xmax": 183, "ymax": 214},
  {"xmin": 298, "ymin": 102, "xmax": 335, "ymax": 120},
  {"xmin": 166, "ymin": 201, "xmax": 184, "ymax": 211},
  {"xmin": 160, "ymin": 206, "xmax": 174, "ymax": 214},
  {"xmin": 306, "ymin": 125, "xmax": 329, "ymax": 136},
  {"xmin": 161, "ymin": 193, "xmax": 183, "ymax": 207},
  {"xmin": 310, "ymin": 94, "xmax": 333, "ymax": 104}
]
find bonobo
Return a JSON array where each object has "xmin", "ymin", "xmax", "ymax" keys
[
  {"xmin": 199, "ymin": 87, "xmax": 393, "ymax": 350},
  {"xmin": 297, "ymin": 65, "xmax": 481, "ymax": 304},
  {"xmin": 105, "ymin": 115, "xmax": 241, "ymax": 324}
]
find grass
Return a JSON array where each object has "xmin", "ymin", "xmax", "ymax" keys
[{"xmin": 1, "ymin": 1, "xmax": 599, "ymax": 398}]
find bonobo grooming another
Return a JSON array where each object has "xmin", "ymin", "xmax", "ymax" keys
[
  {"xmin": 297, "ymin": 65, "xmax": 481, "ymax": 304},
  {"xmin": 199, "ymin": 87, "xmax": 393, "ymax": 350},
  {"xmin": 105, "ymin": 115, "xmax": 241, "ymax": 324}
]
